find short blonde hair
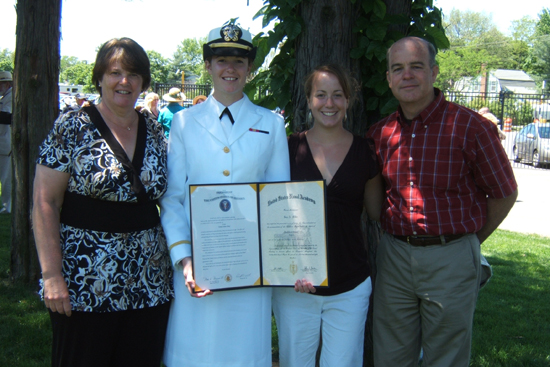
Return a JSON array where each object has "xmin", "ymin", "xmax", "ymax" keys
[{"xmin": 144, "ymin": 92, "xmax": 159, "ymax": 110}]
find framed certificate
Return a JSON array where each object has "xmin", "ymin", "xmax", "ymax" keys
[{"xmin": 189, "ymin": 181, "xmax": 328, "ymax": 292}]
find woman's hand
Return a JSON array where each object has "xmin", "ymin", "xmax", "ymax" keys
[
  {"xmin": 43, "ymin": 273, "xmax": 72, "ymax": 316},
  {"xmin": 294, "ymin": 278, "xmax": 316, "ymax": 294},
  {"xmin": 181, "ymin": 257, "xmax": 213, "ymax": 298}
]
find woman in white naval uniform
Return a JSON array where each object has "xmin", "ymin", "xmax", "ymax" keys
[{"xmin": 159, "ymin": 23, "xmax": 290, "ymax": 367}]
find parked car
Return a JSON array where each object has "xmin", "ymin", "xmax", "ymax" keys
[
  {"xmin": 534, "ymin": 109, "xmax": 550, "ymax": 123},
  {"xmin": 513, "ymin": 122, "xmax": 550, "ymax": 167},
  {"xmin": 135, "ymin": 98, "xmax": 145, "ymax": 109}
]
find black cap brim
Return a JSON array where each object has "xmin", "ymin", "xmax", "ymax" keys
[{"xmin": 203, "ymin": 44, "xmax": 256, "ymax": 61}]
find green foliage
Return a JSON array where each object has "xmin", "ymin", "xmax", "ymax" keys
[
  {"xmin": 444, "ymin": 9, "xmax": 498, "ymax": 46},
  {"xmin": 170, "ymin": 37, "xmax": 207, "ymax": 82},
  {"xmin": 59, "ymin": 60, "xmax": 95, "ymax": 93},
  {"xmin": 507, "ymin": 40, "xmax": 531, "ymax": 71},
  {"xmin": 534, "ymin": 8, "xmax": 550, "ymax": 37},
  {"xmin": 437, "ymin": 9, "xmax": 539, "ymax": 91},
  {"xmin": 0, "ymin": 49, "xmax": 14, "ymax": 73},
  {"xmin": 147, "ymin": 50, "xmax": 171, "ymax": 86},
  {"xmin": 511, "ymin": 16, "xmax": 536, "ymax": 44},
  {"xmin": 197, "ymin": 67, "xmax": 212, "ymax": 85},
  {"xmin": 529, "ymin": 9, "xmax": 550, "ymax": 92},
  {"xmin": 435, "ymin": 47, "xmax": 496, "ymax": 92},
  {"xmin": 530, "ymin": 35, "xmax": 550, "ymax": 91},
  {"xmin": 59, "ymin": 55, "xmax": 79, "ymax": 72},
  {"xmin": 246, "ymin": 0, "xmax": 449, "ymax": 127}
]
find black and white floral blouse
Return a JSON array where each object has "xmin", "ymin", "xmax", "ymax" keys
[{"xmin": 37, "ymin": 106, "xmax": 173, "ymax": 313}]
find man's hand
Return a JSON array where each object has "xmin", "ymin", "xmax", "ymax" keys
[{"xmin": 477, "ymin": 190, "xmax": 518, "ymax": 244}]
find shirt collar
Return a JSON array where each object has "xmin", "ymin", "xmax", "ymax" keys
[
  {"xmin": 212, "ymin": 96, "xmax": 245, "ymax": 122},
  {"xmin": 396, "ymin": 88, "xmax": 446, "ymax": 127}
]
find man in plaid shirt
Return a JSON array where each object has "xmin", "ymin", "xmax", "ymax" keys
[{"xmin": 367, "ymin": 37, "xmax": 518, "ymax": 367}]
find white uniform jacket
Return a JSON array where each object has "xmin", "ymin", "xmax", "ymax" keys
[
  {"xmin": 159, "ymin": 95, "xmax": 290, "ymax": 367},
  {"xmin": 160, "ymin": 94, "xmax": 290, "ymax": 266}
]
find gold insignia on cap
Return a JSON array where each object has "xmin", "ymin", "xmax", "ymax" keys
[{"xmin": 221, "ymin": 24, "xmax": 241, "ymax": 42}]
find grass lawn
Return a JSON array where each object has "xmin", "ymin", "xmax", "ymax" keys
[
  {"xmin": 470, "ymin": 230, "xmax": 550, "ymax": 366},
  {"xmin": 0, "ymin": 214, "xmax": 549, "ymax": 366}
]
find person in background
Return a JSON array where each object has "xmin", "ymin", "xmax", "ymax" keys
[
  {"xmin": 479, "ymin": 106, "xmax": 506, "ymax": 140},
  {"xmin": 74, "ymin": 93, "xmax": 89, "ymax": 108},
  {"xmin": 158, "ymin": 88, "xmax": 185, "ymax": 138},
  {"xmin": 366, "ymin": 36, "xmax": 517, "ymax": 367},
  {"xmin": 141, "ymin": 92, "xmax": 160, "ymax": 121},
  {"xmin": 62, "ymin": 93, "xmax": 89, "ymax": 113},
  {"xmin": 192, "ymin": 94, "xmax": 207, "ymax": 105},
  {"xmin": 0, "ymin": 71, "xmax": 12, "ymax": 214},
  {"xmin": 32, "ymin": 37, "xmax": 173, "ymax": 367},
  {"xmin": 272, "ymin": 64, "xmax": 383, "ymax": 367},
  {"xmin": 159, "ymin": 22, "xmax": 289, "ymax": 367}
]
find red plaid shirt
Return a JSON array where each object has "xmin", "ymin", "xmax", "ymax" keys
[{"xmin": 367, "ymin": 89, "xmax": 517, "ymax": 236}]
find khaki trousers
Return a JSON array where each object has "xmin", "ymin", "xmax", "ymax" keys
[{"xmin": 373, "ymin": 233, "xmax": 481, "ymax": 367}]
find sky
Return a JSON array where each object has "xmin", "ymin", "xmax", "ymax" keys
[
  {"xmin": 0, "ymin": 0, "xmax": 268, "ymax": 62},
  {"xmin": 434, "ymin": 0, "xmax": 547, "ymax": 34},
  {"xmin": 0, "ymin": 0, "xmax": 548, "ymax": 63}
]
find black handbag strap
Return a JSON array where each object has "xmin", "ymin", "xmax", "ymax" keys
[{"xmin": 83, "ymin": 105, "xmax": 149, "ymax": 203}]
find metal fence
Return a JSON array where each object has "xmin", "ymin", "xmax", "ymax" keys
[
  {"xmin": 154, "ymin": 83, "xmax": 212, "ymax": 108},
  {"xmin": 150, "ymin": 84, "xmax": 549, "ymax": 170},
  {"xmin": 444, "ymin": 91, "xmax": 550, "ymax": 170}
]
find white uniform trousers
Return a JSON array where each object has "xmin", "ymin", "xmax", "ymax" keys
[{"xmin": 273, "ymin": 276, "xmax": 372, "ymax": 367}]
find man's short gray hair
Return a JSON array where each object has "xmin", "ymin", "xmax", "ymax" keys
[{"xmin": 386, "ymin": 37, "xmax": 437, "ymax": 71}]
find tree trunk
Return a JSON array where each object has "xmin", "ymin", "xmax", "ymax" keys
[
  {"xmin": 386, "ymin": 0, "xmax": 411, "ymax": 34},
  {"xmin": 291, "ymin": 0, "xmax": 411, "ymax": 135},
  {"xmin": 291, "ymin": 0, "xmax": 363, "ymax": 134},
  {"xmin": 289, "ymin": 1, "xmax": 412, "ymax": 366},
  {"xmin": 11, "ymin": 0, "xmax": 61, "ymax": 282}
]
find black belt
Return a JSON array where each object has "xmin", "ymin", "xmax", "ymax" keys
[
  {"xmin": 392, "ymin": 234, "xmax": 466, "ymax": 246},
  {"xmin": 60, "ymin": 191, "xmax": 159, "ymax": 233}
]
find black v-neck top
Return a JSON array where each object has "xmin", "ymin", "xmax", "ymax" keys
[{"xmin": 288, "ymin": 132, "xmax": 379, "ymax": 296}]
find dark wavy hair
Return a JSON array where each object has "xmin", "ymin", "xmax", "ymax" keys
[{"xmin": 92, "ymin": 37, "xmax": 151, "ymax": 96}]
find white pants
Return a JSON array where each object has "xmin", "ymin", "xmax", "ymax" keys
[
  {"xmin": 0, "ymin": 154, "xmax": 11, "ymax": 213},
  {"xmin": 273, "ymin": 277, "xmax": 372, "ymax": 367}
]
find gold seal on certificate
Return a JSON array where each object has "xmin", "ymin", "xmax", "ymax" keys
[
  {"xmin": 290, "ymin": 262, "xmax": 297, "ymax": 275},
  {"xmin": 189, "ymin": 181, "xmax": 329, "ymax": 292}
]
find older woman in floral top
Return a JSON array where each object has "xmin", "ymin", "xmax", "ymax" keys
[{"xmin": 32, "ymin": 37, "xmax": 173, "ymax": 367}]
